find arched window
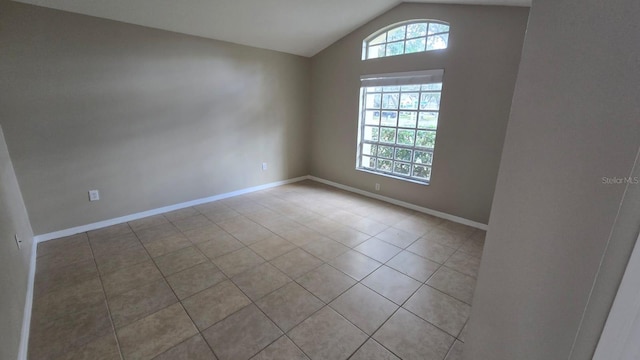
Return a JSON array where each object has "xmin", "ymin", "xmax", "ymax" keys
[{"xmin": 362, "ymin": 20, "xmax": 450, "ymax": 60}]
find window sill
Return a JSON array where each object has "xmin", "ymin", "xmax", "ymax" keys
[{"xmin": 355, "ymin": 167, "xmax": 430, "ymax": 186}]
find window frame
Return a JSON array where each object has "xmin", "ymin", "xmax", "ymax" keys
[
  {"xmin": 355, "ymin": 70, "xmax": 445, "ymax": 185},
  {"xmin": 362, "ymin": 19, "xmax": 450, "ymax": 60}
]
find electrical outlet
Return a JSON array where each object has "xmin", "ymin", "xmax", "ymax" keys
[
  {"xmin": 88, "ymin": 190, "xmax": 100, "ymax": 201},
  {"xmin": 262, "ymin": 162, "xmax": 268, "ymax": 171},
  {"xmin": 15, "ymin": 234, "xmax": 21, "ymax": 249},
  {"xmin": 375, "ymin": 183, "xmax": 381, "ymax": 191}
]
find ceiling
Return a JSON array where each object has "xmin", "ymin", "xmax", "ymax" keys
[{"xmin": 14, "ymin": 0, "xmax": 531, "ymax": 57}]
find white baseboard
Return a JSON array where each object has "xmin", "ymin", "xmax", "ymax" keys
[
  {"xmin": 34, "ymin": 176, "xmax": 309, "ymax": 243},
  {"xmin": 308, "ymin": 175, "xmax": 488, "ymax": 231},
  {"xmin": 18, "ymin": 240, "xmax": 37, "ymax": 360}
]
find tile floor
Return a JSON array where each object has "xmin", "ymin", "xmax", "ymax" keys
[{"xmin": 29, "ymin": 180, "xmax": 485, "ymax": 360}]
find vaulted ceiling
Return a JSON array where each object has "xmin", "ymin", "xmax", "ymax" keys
[{"xmin": 14, "ymin": 0, "xmax": 531, "ymax": 57}]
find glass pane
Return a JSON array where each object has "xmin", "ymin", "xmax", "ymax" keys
[
  {"xmin": 405, "ymin": 38, "xmax": 426, "ymax": 54},
  {"xmin": 382, "ymin": 94, "xmax": 399, "ymax": 109},
  {"xmin": 401, "ymin": 85, "xmax": 420, "ymax": 91},
  {"xmin": 395, "ymin": 148, "xmax": 412, "ymax": 161},
  {"xmin": 380, "ymin": 128, "xmax": 396, "ymax": 143},
  {"xmin": 400, "ymin": 93, "xmax": 419, "ymax": 110},
  {"xmin": 368, "ymin": 44, "xmax": 386, "ymax": 59},
  {"xmin": 387, "ymin": 26, "xmax": 406, "ymax": 41},
  {"xmin": 397, "ymin": 129, "xmax": 415, "ymax": 146},
  {"xmin": 386, "ymin": 41, "xmax": 405, "ymax": 56},
  {"xmin": 378, "ymin": 145, "xmax": 393, "ymax": 159},
  {"xmin": 382, "ymin": 86, "xmax": 400, "ymax": 92},
  {"xmin": 394, "ymin": 162, "xmax": 411, "ymax": 175},
  {"xmin": 361, "ymin": 156, "xmax": 376, "ymax": 168},
  {"xmin": 412, "ymin": 164, "xmax": 431, "ymax": 181},
  {"xmin": 418, "ymin": 111, "xmax": 438, "ymax": 129},
  {"xmin": 365, "ymin": 110, "xmax": 380, "ymax": 125},
  {"xmin": 414, "ymin": 150, "xmax": 433, "ymax": 165},
  {"xmin": 363, "ymin": 126, "xmax": 379, "ymax": 141},
  {"xmin": 362, "ymin": 144, "xmax": 377, "ymax": 156},
  {"xmin": 428, "ymin": 22, "xmax": 449, "ymax": 35},
  {"xmin": 426, "ymin": 33, "xmax": 449, "ymax": 50},
  {"xmin": 407, "ymin": 23, "xmax": 427, "ymax": 38},
  {"xmin": 416, "ymin": 130, "xmax": 436, "ymax": 148},
  {"xmin": 377, "ymin": 159, "xmax": 393, "ymax": 172},
  {"xmin": 421, "ymin": 83, "xmax": 442, "ymax": 91},
  {"xmin": 398, "ymin": 111, "xmax": 417, "ymax": 128},
  {"xmin": 369, "ymin": 33, "xmax": 386, "ymax": 45},
  {"xmin": 420, "ymin": 93, "xmax": 441, "ymax": 110},
  {"xmin": 365, "ymin": 94, "xmax": 381, "ymax": 109},
  {"xmin": 380, "ymin": 111, "xmax": 397, "ymax": 127}
]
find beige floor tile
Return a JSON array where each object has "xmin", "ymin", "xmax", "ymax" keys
[
  {"xmin": 245, "ymin": 208, "xmax": 282, "ymax": 223},
  {"xmin": 457, "ymin": 235, "xmax": 485, "ymax": 258},
  {"xmin": 444, "ymin": 250, "xmax": 482, "ymax": 278},
  {"xmin": 373, "ymin": 308, "xmax": 454, "ymax": 360},
  {"xmin": 327, "ymin": 228, "xmax": 371, "ymax": 247},
  {"xmin": 374, "ymin": 227, "xmax": 420, "ymax": 248},
  {"xmin": 249, "ymin": 235, "xmax": 297, "ymax": 260},
  {"xmin": 252, "ymin": 336, "xmax": 309, "ymax": 360},
  {"xmin": 34, "ymin": 259, "xmax": 99, "ymax": 297},
  {"xmin": 350, "ymin": 339, "xmax": 400, "ymax": 360},
  {"xmin": 426, "ymin": 267, "xmax": 476, "ymax": 304},
  {"xmin": 32, "ymin": 277, "xmax": 104, "ymax": 325},
  {"xmin": 29, "ymin": 301, "xmax": 112, "ymax": 360},
  {"xmin": 163, "ymin": 207, "xmax": 201, "ymax": 222},
  {"xmin": 393, "ymin": 217, "xmax": 437, "ymax": 237},
  {"xmin": 329, "ymin": 284, "xmax": 397, "ymax": 335},
  {"xmin": 403, "ymin": 285, "xmax": 470, "ymax": 336},
  {"xmin": 362, "ymin": 266, "xmax": 422, "ymax": 305},
  {"xmin": 349, "ymin": 218, "xmax": 389, "ymax": 236},
  {"xmin": 289, "ymin": 306, "xmax": 367, "ymax": 360},
  {"xmin": 154, "ymin": 246, "xmax": 208, "ymax": 276},
  {"xmin": 88, "ymin": 223, "xmax": 133, "ymax": 242},
  {"xmin": 254, "ymin": 217, "xmax": 303, "ymax": 236},
  {"xmin": 134, "ymin": 223, "xmax": 180, "ymax": 244},
  {"xmin": 101, "ymin": 260, "xmax": 163, "ymax": 298},
  {"xmin": 279, "ymin": 227, "xmax": 325, "ymax": 247},
  {"xmin": 56, "ymin": 332, "xmax": 121, "ymax": 360},
  {"xmin": 172, "ymin": 214, "xmax": 214, "ymax": 232},
  {"xmin": 154, "ymin": 334, "xmax": 216, "ymax": 360},
  {"xmin": 143, "ymin": 234, "xmax": 192, "ymax": 258},
  {"xmin": 202, "ymin": 207, "xmax": 241, "ymax": 223},
  {"xmin": 128, "ymin": 215, "xmax": 168, "ymax": 232},
  {"xmin": 202, "ymin": 304, "xmax": 282, "ymax": 360},
  {"xmin": 183, "ymin": 224, "xmax": 228, "ymax": 244},
  {"xmin": 438, "ymin": 221, "xmax": 476, "ymax": 239},
  {"xmin": 182, "ymin": 280, "xmax": 251, "ymax": 330},
  {"xmin": 406, "ymin": 238, "xmax": 456, "ymax": 264},
  {"xmin": 37, "ymin": 239, "xmax": 94, "ymax": 272},
  {"xmin": 227, "ymin": 224, "xmax": 274, "ymax": 246},
  {"xmin": 37, "ymin": 233, "xmax": 88, "ymax": 259},
  {"xmin": 89, "ymin": 233, "xmax": 140, "ymax": 258},
  {"xmin": 327, "ymin": 250, "xmax": 381, "ymax": 281},
  {"xmin": 302, "ymin": 236, "xmax": 349, "ymax": 262},
  {"xmin": 459, "ymin": 321, "xmax": 469, "ymax": 341},
  {"xmin": 196, "ymin": 233, "xmax": 245, "ymax": 260},
  {"xmin": 386, "ymin": 250, "xmax": 440, "ymax": 282},
  {"xmin": 256, "ymin": 282, "xmax": 324, "ymax": 332},
  {"xmin": 231, "ymin": 263, "xmax": 291, "ymax": 301},
  {"xmin": 216, "ymin": 216, "xmax": 260, "ymax": 233},
  {"xmin": 296, "ymin": 264, "xmax": 356, "ymax": 303},
  {"xmin": 444, "ymin": 340, "xmax": 464, "ymax": 360},
  {"xmin": 304, "ymin": 218, "xmax": 348, "ymax": 235},
  {"xmin": 108, "ymin": 279, "xmax": 178, "ymax": 328},
  {"xmin": 166, "ymin": 261, "xmax": 226, "ymax": 300},
  {"xmin": 95, "ymin": 243, "xmax": 150, "ymax": 275},
  {"xmin": 354, "ymin": 238, "xmax": 401, "ymax": 263},
  {"xmin": 421, "ymin": 227, "xmax": 467, "ymax": 249},
  {"xmin": 117, "ymin": 303, "xmax": 198, "ymax": 360},
  {"xmin": 213, "ymin": 248, "xmax": 265, "ymax": 277},
  {"xmin": 270, "ymin": 248, "xmax": 323, "ymax": 279}
]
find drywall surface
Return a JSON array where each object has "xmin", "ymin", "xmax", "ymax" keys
[
  {"xmin": 0, "ymin": 2, "xmax": 310, "ymax": 235},
  {"xmin": 0, "ymin": 125, "xmax": 35, "ymax": 360},
  {"xmin": 309, "ymin": 3, "xmax": 529, "ymax": 224},
  {"xmin": 466, "ymin": 0, "xmax": 640, "ymax": 358}
]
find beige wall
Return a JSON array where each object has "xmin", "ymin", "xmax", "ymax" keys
[
  {"xmin": 0, "ymin": 125, "xmax": 35, "ymax": 360},
  {"xmin": 309, "ymin": 3, "xmax": 529, "ymax": 224},
  {"xmin": 0, "ymin": 2, "xmax": 311, "ymax": 235},
  {"xmin": 466, "ymin": 0, "xmax": 640, "ymax": 358}
]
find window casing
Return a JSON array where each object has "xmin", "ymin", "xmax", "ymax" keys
[
  {"xmin": 362, "ymin": 20, "xmax": 450, "ymax": 60},
  {"xmin": 356, "ymin": 70, "xmax": 444, "ymax": 184}
]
